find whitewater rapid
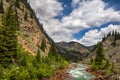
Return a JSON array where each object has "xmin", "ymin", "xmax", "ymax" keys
[{"xmin": 65, "ymin": 64, "xmax": 95, "ymax": 80}]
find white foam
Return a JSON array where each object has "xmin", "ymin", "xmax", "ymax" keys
[{"xmin": 67, "ymin": 64, "xmax": 94, "ymax": 80}]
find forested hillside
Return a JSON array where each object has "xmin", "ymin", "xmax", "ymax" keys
[
  {"xmin": 0, "ymin": 0, "xmax": 68, "ymax": 79},
  {"xmin": 88, "ymin": 31, "xmax": 120, "ymax": 79},
  {"xmin": 56, "ymin": 41, "xmax": 91, "ymax": 62}
]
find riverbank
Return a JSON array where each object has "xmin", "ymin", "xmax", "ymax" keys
[
  {"xmin": 86, "ymin": 67, "xmax": 120, "ymax": 80},
  {"xmin": 43, "ymin": 63, "xmax": 77, "ymax": 80},
  {"xmin": 44, "ymin": 63, "xmax": 106, "ymax": 80},
  {"xmin": 86, "ymin": 68, "xmax": 106, "ymax": 80},
  {"xmin": 67, "ymin": 63, "xmax": 95, "ymax": 80}
]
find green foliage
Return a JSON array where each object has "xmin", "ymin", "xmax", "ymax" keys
[
  {"xmin": 0, "ymin": 44, "xmax": 68, "ymax": 80},
  {"xmin": 35, "ymin": 47, "xmax": 41, "ymax": 63},
  {"xmin": 90, "ymin": 42, "xmax": 114, "ymax": 75},
  {"xmin": 114, "ymin": 31, "xmax": 120, "ymax": 40},
  {"xmin": 15, "ymin": 0, "xmax": 20, "ymax": 8},
  {"xmin": 0, "ymin": 1, "xmax": 68, "ymax": 80},
  {"xmin": 40, "ymin": 38, "xmax": 46, "ymax": 52},
  {"xmin": 50, "ymin": 42, "xmax": 57, "ymax": 54},
  {"xmin": 0, "ymin": 5, "xmax": 19, "ymax": 67},
  {"xmin": 0, "ymin": 65, "xmax": 4, "ymax": 78},
  {"xmin": 111, "ymin": 31, "xmax": 120, "ymax": 46},
  {"xmin": 95, "ymin": 42, "xmax": 104, "ymax": 61},
  {"xmin": 6, "ymin": 0, "xmax": 10, "ymax": 2},
  {"xmin": 106, "ymin": 63, "xmax": 114, "ymax": 75},
  {"xmin": 91, "ymin": 42, "xmax": 107, "ymax": 70},
  {"xmin": 91, "ymin": 59, "xmax": 108, "ymax": 70},
  {"xmin": 8, "ymin": 66, "xmax": 30, "ymax": 80},
  {"xmin": 0, "ymin": 0, "xmax": 4, "ymax": 13}
]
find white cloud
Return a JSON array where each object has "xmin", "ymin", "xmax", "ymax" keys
[
  {"xmin": 78, "ymin": 24, "xmax": 120, "ymax": 46},
  {"xmin": 28, "ymin": 0, "xmax": 63, "ymax": 21},
  {"xmin": 28, "ymin": 0, "xmax": 120, "ymax": 46},
  {"xmin": 61, "ymin": 16, "xmax": 89, "ymax": 33},
  {"xmin": 71, "ymin": 0, "xmax": 120, "ymax": 27},
  {"xmin": 72, "ymin": 0, "xmax": 80, "ymax": 8}
]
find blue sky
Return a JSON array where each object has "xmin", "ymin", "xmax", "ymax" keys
[
  {"xmin": 56, "ymin": 0, "xmax": 73, "ymax": 19},
  {"xmin": 103, "ymin": 0, "xmax": 120, "ymax": 11},
  {"xmin": 29, "ymin": 0, "xmax": 120, "ymax": 46},
  {"xmin": 57, "ymin": 0, "xmax": 120, "ymax": 39}
]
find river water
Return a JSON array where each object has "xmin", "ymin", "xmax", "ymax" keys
[{"xmin": 65, "ymin": 64, "xmax": 95, "ymax": 80}]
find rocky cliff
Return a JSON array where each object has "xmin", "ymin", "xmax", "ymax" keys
[
  {"xmin": 87, "ymin": 32, "xmax": 120, "ymax": 79},
  {"xmin": 1, "ymin": 0, "xmax": 53, "ymax": 56},
  {"xmin": 0, "ymin": 0, "xmax": 69, "ymax": 79}
]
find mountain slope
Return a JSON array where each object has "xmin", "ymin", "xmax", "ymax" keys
[
  {"xmin": 56, "ymin": 41, "xmax": 91, "ymax": 62},
  {"xmin": 0, "ymin": 0, "xmax": 68, "ymax": 79},
  {"xmin": 87, "ymin": 32, "xmax": 120, "ymax": 79},
  {"xmin": 1, "ymin": 0, "xmax": 53, "ymax": 56}
]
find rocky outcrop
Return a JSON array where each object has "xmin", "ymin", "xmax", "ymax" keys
[
  {"xmin": 86, "ymin": 33, "xmax": 120, "ymax": 80},
  {"xmin": 2, "ymin": 0, "xmax": 52, "ymax": 56}
]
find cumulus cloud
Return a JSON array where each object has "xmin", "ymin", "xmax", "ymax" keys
[
  {"xmin": 61, "ymin": 16, "xmax": 89, "ymax": 33},
  {"xmin": 28, "ymin": 0, "xmax": 63, "ymax": 21},
  {"xmin": 71, "ymin": 0, "xmax": 120, "ymax": 27},
  {"xmin": 78, "ymin": 24, "xmax": 120, "ymax": 46},
  {"xmin": 28, "ymin": 0, "xmax": 120, "ymax": 46},
  {"xmin": 72, "ymin": 0, "xmax": 81, "ymax": 8}
]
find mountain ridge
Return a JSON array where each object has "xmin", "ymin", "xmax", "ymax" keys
[
  {"xmin": 87, "ymin": 32, "xmax": 120, "ymax": 79},
  {"xmin": 56, "ymin": 41, "xmax": 92, "ymax": 62}
]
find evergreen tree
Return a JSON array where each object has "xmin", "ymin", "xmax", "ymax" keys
[
  {"xmin": 15, "ymin": 0, "xmax": 20, "ymax": 8},
  {"xmin": 50, "ymin": 42, "xmax": 57, "ymax": 54},
  {"xmin": 0, "ymin": 0, "xmax": 4, "ymax": 13},
  {"xmin": 0, "ymin": 5, "xmax": 19, "ymax": 67},
  {"xmin": 36, "ymin": 47, "xmax": 42, "ymax": 63},
  {"xmin": 40, "ymin": 38, "xmax": 46, "ymax": 52},
  {"xmin": 92, "ymin": 42, "xmax": 106, "ymax": 70},
  {"xmin": 6, "ymin": 0, "xmax": 10, "ymax": 2},
  {"xmin": 94, "ymin": 42, "xmax": 104, "ymax": 65},
  {"xmin": 113, "ymin": 32, "xmax": 117, "ymax": 46}
]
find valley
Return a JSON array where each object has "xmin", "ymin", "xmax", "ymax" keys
[{"xmin": 0, "ymin": 0, "xmax": 120, "ymax": 80}]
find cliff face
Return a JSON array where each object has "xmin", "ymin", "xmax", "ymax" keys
[
  {"xmin": 1, "ymin": 0, "xmax": 52, "ymax": 56},
  {"xmin": 88, "ymin": 33, "xmax": 120, "ymax": 64},
  {"xmin": 87, "ymin": 32, "xmax": 120, "ymax": 79},
  {"xmin": 102, "ymin": 34, "xmax": 120, "ymax": 70}
]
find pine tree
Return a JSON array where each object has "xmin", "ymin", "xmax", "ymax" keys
[
  {"xmin": 50, "ymin": 42, "xmax": 57, "ymax": 54},
  {"xmin": 0, "ymin": 0, "xmax": 4, "ymax": 13},
  {"xmin": 0, "ymin": 5, "xmax": 19, "ymax": 67},
  {"xmin": 94, "ymin": 42, "xmax": 105, "ymax": 69},
  {"xmin": 15, "ymin": 0, "xmax": 20, "ymax": 8},
  {"xmin": 40, "ymin": 38, "xmax": 46, "ymax": 52},
  {"xmin": 36, "ymin": 47, "xmax": 42, "ymax": 63}
]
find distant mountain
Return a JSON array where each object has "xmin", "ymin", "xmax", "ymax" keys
[{"xmin": 56, "ymin": 41, "xmax": 92, "ymax": 62}]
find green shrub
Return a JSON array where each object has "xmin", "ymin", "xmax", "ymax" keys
[
  {"xmin": 0, "ymin": 4, "xmax": 68, "ymax": 79},
  {"xmin": 106, "ymin": 63, "xmax": 114, "ymax": 75},
  {"xmin": 40, "ymin": 38, "xmax": 46, "ymax": 52},
  {"xmin": 5, "ymin": 44, "xmax": 68, "ymax": 79}
]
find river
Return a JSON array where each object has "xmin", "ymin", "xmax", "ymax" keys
[{"xmin": 65, "ymin": 64, "xmax": 95, "ymax": 80}]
